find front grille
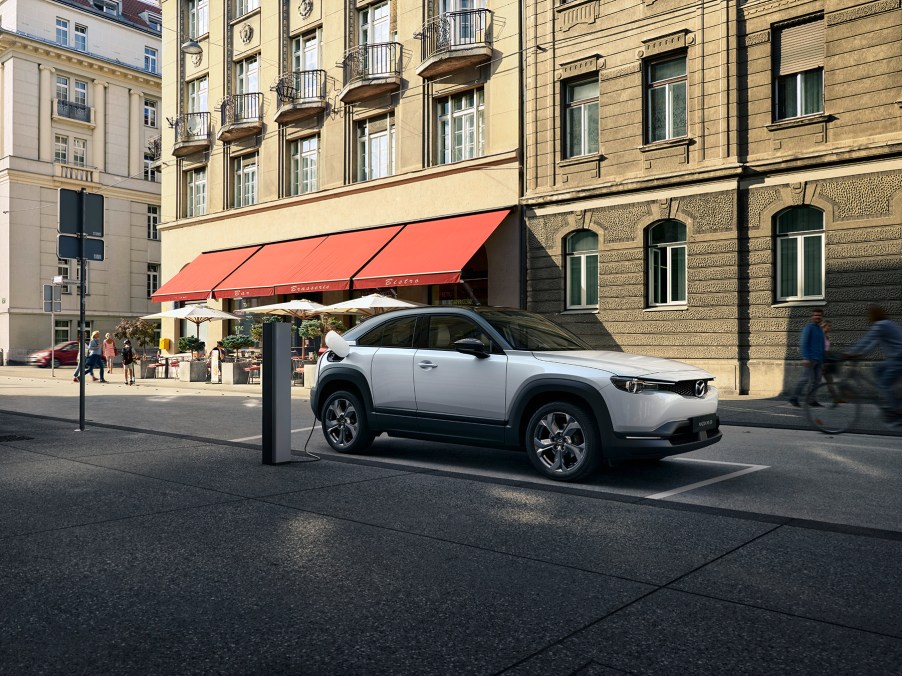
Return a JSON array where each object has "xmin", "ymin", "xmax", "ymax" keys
[{"xmin": 660, "ymin": 380, "xmax": 708, "ymax": 398}]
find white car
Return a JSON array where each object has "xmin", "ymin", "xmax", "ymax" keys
[{"xmin": 311, "ymin": 307, "xmax": 721, "ymax": 481}]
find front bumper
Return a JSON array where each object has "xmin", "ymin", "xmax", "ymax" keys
[{"xmin": 607, "ymin": 416, "xmax": 722, "ymax": 460}]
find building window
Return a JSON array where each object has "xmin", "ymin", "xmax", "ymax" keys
[
  {"xmin": 55, "ymin": 320, "xmax": 71, "ymax": 344},
  {"xmin": 436, "ymin": 88, "xmax": 485, "ymax": 165},
  {"xmin": 289, "ymin": 136, "xmax": 318, "ymax": 196},
  {"xmin": 774, "ymin": 19, "xmax": 824, "ymax": 121},
  {"xmin": 188, "ymin": 0, "xmax": 209, "ymax": 37},
  {"xmin": 144, "ymin": 47, "xmax": 158, "ymax": 74},
  {"xmin": 564, "ymin": 78, "xmax": 599, "ymax": 158},
  {"xmin": 187, "ymin": 76, "xmax": 208, "ymax": 113},
  {"xmin": 147, "ymin": 205, "xmax": 159, "ymax": 239},
  {"xmin": 55, "ymin": 76, "xmax": 69, "ymax": 102},
  {"xmin": 776, "ymin": 206, "xmax": 824, "ymax": 301},
  {"xmin": 647, "ymin": 220, "xmax": 687, "ymax": 306},
  {"xmin": 235, "ymin": 55, "xmax": 259, "ymax": 94},
  {"xmin": 233, "ymin": 154, "xmax": 257, "ymax": 207},
  {"xmin": 54, "ymin": 135, "xmax": 68, "ymax": 163},
  {"xmin": 58, "ymin": 259, "xmax": 72, "ymax": 294},
  {"xmin": 236, "ymin": 0, "xmax": 259, "ymax": 17},
  {"xmin": 74, "ymin": 24, "xmax": 87, "ymax": 51},
  {"xmin": 72, "ymin": 138, "xmax": 87, "ymax": 167},
  {"xmin": 147, "ymin": 264, "xmax": 160, "ymax": 298},
  {"xmin": 144, "ymin": 99, "xmax": 157, "ymax": 127},
  {"xmin": 186, "ymin": 168, "xmax": 207, "ymax": 217},
  {"xmin": 356, "ymin": 115, "xmax": 395, "ymax": 182},
  {"xmin": 94, "ymin": 0, "xmax": 119, "ymax": 16},
  {"xmin": 646, "ymin": 55, "xmax": 687, "ymax": 143},
  {"xmin": 144, "ymin": 153, "xmax": 159, "ymax": 181},
  {"xmin": 292, "ymin": 31, "xmax": 319, "ymax": 72},
  {"xmin": 56, "ymin": 18, "xmax": 69, "ymax": 46},
  {"xmin": 565, "ymin": 230, "xmax": 599, "ymax": 310},
  {"xmin": 74, "ymin": 80, "xmax": 88, "ymax": 106}
]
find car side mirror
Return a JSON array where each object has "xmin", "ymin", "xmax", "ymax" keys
[{"xmin": 453, "ymin": 338, "xmax": 490, "ymax": 359}]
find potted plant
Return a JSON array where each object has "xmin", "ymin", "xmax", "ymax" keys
[
  {"xmin": 297, "ymin": 316, "xmax": 343, "ymax": 387},
  {"xmin": 220, "ymin": 333, "xmax": 256, "ymax": 384},
  {"xmin": 176, "ymin": 336, "xmax": 208, "ymax": 381}
]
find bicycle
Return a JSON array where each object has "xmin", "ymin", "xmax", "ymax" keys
[{"xmin": 804, "ymin": 356, "xmax": 901, "ymax": 434}]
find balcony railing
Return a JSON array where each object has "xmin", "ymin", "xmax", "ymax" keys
[
  {"xmin": 55, "ymin": 162, "xmax": 97, "ymax": 183},
  {"xmin": 220, "ymin": 93, "xmax": 263, "ymax": 127},
  {"xmin": 420, "ymin": 9, "xmax": 492, "ymax": 61},
  {"xmin": 56, "ymin": 99, "xmax": 92, "ymax": 124},
  {"xmin": 343, "ymin": 42, "xmax": 401, "ymax": 86},
  {"xmin": 274, "ymin": 70, "xmax": 327, "ymax": 105},
  {"xmin": 174, "ymin": 112, "xmax": 210, "ymax": 142},
  {"xmin": 146, "ymin": 136, "xmax": 162, "ymax": 162}
]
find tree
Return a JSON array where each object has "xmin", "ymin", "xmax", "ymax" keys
[
  {"xmin": 250, "ymin": 315, "xmax": 282, "ymax": 344},
  {"xmin": 113, "ymin": 318, "xmax": 158, "ymax": 357},
  {"xmin": 222, "ymin": 334, "xmax": 255, "ymax": 351},
  {"xmin": 177, "ymin": 335, "xmax": 204, "ymax": 355},
  {"xmin": 298, "ymin": 316, "xmax": 344, "ymax": 340}
]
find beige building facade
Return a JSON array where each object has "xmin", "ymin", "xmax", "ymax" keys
[
  {"xmin": 156, "ymin": 0, "xmax": 522, "ymax": 347},
  {"xmin": 523, "ymin": 0, "xmax": 902, "ymax": 395},
  {"xmin": 0, "ymin": 0, "xmax": 162, "ymax": 363}
]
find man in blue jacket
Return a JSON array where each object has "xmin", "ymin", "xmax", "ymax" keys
[
  {"xmin": 843, "ymin": 304, "xmax": 902, "ymax": 422},
  {"xmin": 790, "ymin": 307, "xmax": 824, "ymax": 407}
]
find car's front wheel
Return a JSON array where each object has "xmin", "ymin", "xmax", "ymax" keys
[
  {"xmin": 525, "ymin": 402, "xmax": 600, "ymax": 482},
  {"xmin": 320, "ymin": 390, "xmax": 374, "ymax": 454}
]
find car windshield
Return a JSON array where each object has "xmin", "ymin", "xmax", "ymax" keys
[{"xmin": 478, "ymin": 310, "xmax": 591, "ymax": 351}]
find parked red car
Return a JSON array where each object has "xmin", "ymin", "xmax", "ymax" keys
[{"xmin": 28, "ymin": 341, "xmax": 81, "ymax": 368}]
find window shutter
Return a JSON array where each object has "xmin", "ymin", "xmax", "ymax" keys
[{"xmin": 777, "ymin": 20, "xmax": 824, "ymax": 75}]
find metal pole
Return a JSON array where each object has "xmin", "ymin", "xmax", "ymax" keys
[
  {"xmin": 77, "ymin": 188, "xmax": 86, "ymax": 432},
  {"xmin": 50, "ymin": 307, "xmax": 55, "ymax": 377}
]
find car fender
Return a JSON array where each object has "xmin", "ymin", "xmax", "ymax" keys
[
  {"xmin": 506, "ymin": 376, "xmax": 615, "ymax": 451},
  {"xmin": 311, "ymin": 366, "xmax": 377, "ymax": 429}
]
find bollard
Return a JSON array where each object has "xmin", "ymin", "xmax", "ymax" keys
[{"xmin": 262, "ymin": 321, "xmax": 292, "ymax": 464}]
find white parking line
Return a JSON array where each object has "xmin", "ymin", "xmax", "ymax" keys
[
  {"xmin": 229, "ymin": 426, "xmax": 314, "ymax": 442},
  {"xmin": 645, "ymin": 460, "xmax": 769, "ymax": 500}
]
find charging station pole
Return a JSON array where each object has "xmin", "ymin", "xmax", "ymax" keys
[{"xmin": 262, "ymin": 321, "xmax": 291, "ymax": 464}]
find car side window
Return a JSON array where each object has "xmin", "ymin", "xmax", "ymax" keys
[
  {"xmin": 425, "ymin": 316, "xmax": 491, "ymax": 350},
  {"xmin": 355, "ymin": 323, "xmax": 384, "ymax": 347},
  {"xmin": 374, "ymin": 317, "xmax": 418, "ymax": 349}
]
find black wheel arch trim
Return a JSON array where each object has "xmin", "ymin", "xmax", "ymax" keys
[
  {"xmin": 312, "ymin": 367, "xmax": 377, "ymax": 430},
  {"xmin": 506, "ymin": 377, "xmax": 615, "ymax": 450}
]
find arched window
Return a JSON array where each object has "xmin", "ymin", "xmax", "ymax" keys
[
  {"xmin": 775, "ymin": 207, "xmax": 824, "ymax": 301},
  {"xmin": 647, "ymin": 220, "xmax": 687, "ymax": 306},
  {"xmin": 565, "ymin": 230, "xmax": 598, "ymax": 309}
]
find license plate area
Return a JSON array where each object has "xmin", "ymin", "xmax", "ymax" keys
[{"xmin": 691, "ymin": 414, "xmax": 718, "ymax": 433}]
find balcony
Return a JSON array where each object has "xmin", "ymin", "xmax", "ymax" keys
[
  {"xmin": 55, "ymin": 162, "xmax": 98, "ymax": 183},
  {"xmin": 217, "ymin": 93, "xmax": 264, "ymax": 142},
  {"xmin": 171, "ymin": 112, "xmax": 212, "ymax": 157},
  {"xmin": 339, "ymin": 42, "xmax": 402, "ymax": 105},
  {"xmin": 272, "ymin": 70, "xmax": 328, "ymax": 124},
  {"xmin": 53, "ymin": 99, "xmax": 94, "ymax": 127},
  {"xmin": 416, "ymin": 9, "xmax": 493, "ymax": 79}
]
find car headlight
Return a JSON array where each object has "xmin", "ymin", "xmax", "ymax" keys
[{"xmin": 610, "ymin": 376, "xmax": 662, "ymax": 394}]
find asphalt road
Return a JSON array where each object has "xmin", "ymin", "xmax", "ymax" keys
[{"xmin": 2, "ymin": 369, "xmax": 900, "ymax": 534}]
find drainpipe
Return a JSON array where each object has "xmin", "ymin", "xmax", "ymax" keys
[{"xmin": 518, "ymin": 0, "xmax": 527, "ymax": 310}]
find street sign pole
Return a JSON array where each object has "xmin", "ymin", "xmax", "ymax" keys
[
  {"xmin": 78, "ymin": 188, "xmax": 86, "ymax": 432},
  {"xmin": 51, "ymin": 306, "xmax": 55, "ymax": 378}
]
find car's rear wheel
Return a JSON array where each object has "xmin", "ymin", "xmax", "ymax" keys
[
  {"xmin": 320, "ymin": 390, "xmax": 374, "ymax": 454},
  {"xmin": 525, "ymin": 402, "xmax": 600, "ymax": 482}
]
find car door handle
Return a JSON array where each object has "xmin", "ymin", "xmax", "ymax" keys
[{"xmin": 418, "ymin": 361, "xmax": 437, "ymax": 370}]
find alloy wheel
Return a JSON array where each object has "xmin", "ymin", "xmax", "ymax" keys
[
  {"xmin": 324, "ymin": 397, "xmax": 360, "ymax": 450},
  {"xmin": 531, "ymin": 411, "xmax": 587, "ymax": 476}
]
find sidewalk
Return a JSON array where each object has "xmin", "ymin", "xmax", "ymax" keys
[{"xmin": 1, "ymin": 410, "xmax": 900, "ymax": 674}]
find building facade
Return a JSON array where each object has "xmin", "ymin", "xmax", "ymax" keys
[
  {"xmin": 523, "ymin": 0, "xmax": 902, "ymax": 395},
  {"xmin": 0, "ymin": 0, "xmax": 163, "ymax": 363},
  {"xmin": 155, "ymin": 0, "xmax": 522, "ymax": 347}
]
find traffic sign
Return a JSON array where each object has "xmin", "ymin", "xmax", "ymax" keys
[
  {"xmin": 42, "ymin": 284, "xmax": 61, "ymax": 313},
  {"xmin": 58, "ymin": 234, "xmax": 104, "ymax": 261},
  {"xmin": 59, "ymin": 188, "xmax": 104, "ymax": 237}
]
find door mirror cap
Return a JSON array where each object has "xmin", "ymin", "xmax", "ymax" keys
[
  {"xmin": 453, "ymin": 337, "xmax": 490, "ymax": 359},
  {"xmin": 325, "ymin": 331, "xmax": 350, "ymax": 358}
]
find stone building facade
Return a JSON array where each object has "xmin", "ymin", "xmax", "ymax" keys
[
  {"xmin": 0, "ymin": 0, "xmax": 162, "ymax": 363},
  {"xmin": 523, "ymin": 0, "xmax": 902, "ymax": 395},
  {"xmin": 156, "ymin": 0, "xmax": 521, "ymax": 348}
]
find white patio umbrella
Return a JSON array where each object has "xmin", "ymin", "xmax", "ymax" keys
[
  {"xmin": 141, "ymin": 305, "xmax": 239, "ymax": 338},
  {"xmin": 318, "ymin": 293, "xmax": 421, "ymax": 316},
  {"xmin": 239, "ymin": 299, "xmax": 325, "ymax": 320}
]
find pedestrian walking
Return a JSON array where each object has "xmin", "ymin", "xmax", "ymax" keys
[
  {"xmin": 87, "ymin": 331, "xmax": 107, "ymax": 383},
  {"xmin": 72, "ymin": 335, "xmax": 96, "ymax": 382},
  {"xmin": 789, "ymin": 307, "xmax": 824, "ymax": 407},
  {"xmin": 842, "ymin": 304, "xmax": 902, "ymax": 423},
  {"xmin": 102, "ymin": 333, "xmax": 116, "ymax": 375},
  {"xmin": 121, "ymin": 339, "xmax": 136, "ymax": 385}
]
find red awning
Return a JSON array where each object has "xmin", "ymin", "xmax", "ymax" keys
[
  {"xmin": 212, "ymin": 226, "xmax": 403, "ymax": 299},
  {"xmin": 352, "ymin": 209, "xmax": 510, "ymax": 289},
  {"xmin": 151, "ymin": 246, "xmax": 262, "ymax": 303}
]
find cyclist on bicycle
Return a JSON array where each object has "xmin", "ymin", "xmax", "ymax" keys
[{"xmin": 842, "ymin": 304, "xmax": 902, "ymax": 423}]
